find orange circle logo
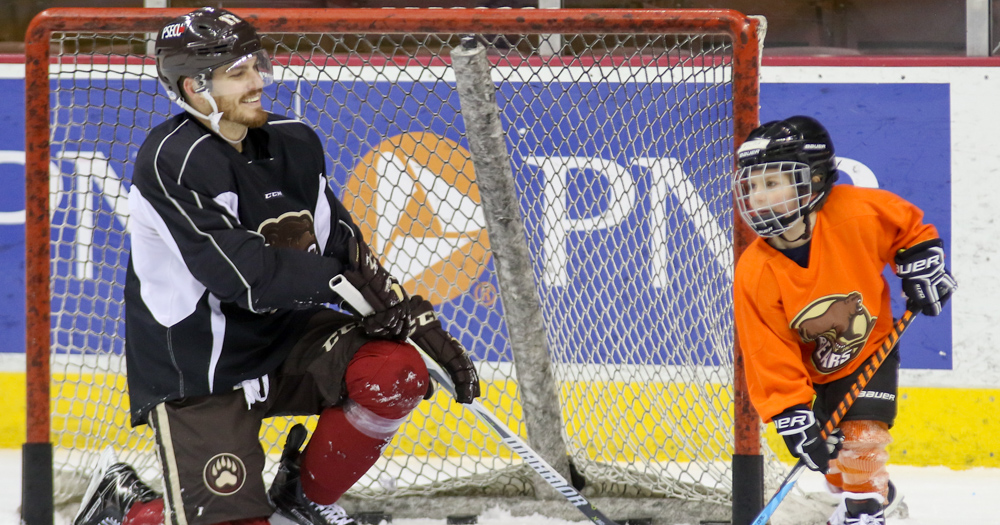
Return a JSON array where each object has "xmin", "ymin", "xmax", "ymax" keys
[{"xmin": 343, "ymin": 133, "xmax": 492, "ymax": 305}]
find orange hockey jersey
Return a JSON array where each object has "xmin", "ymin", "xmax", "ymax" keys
[{"xmin": 734, "ymin": 184, "xmax": 939, "ymax": 423}]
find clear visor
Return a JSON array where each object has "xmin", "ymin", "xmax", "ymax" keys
[
  {"xmin": 200, "ymin": 49, "xmax": 274, "ymax": 98},
  {"xmin": 734, "ymin": 161, "xmax": 812, "ymax": 237}
]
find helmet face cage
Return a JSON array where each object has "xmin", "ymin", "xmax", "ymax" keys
[
  {"xmin": 736, "ymin": 116, "xmax": 838, "ymax": 219},
  {"xmin": 734, "ymin": 161, "xmax": 813, "ymax": 238}
]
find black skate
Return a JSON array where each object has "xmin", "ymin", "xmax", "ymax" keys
[
  {"xmin": 828, "ymin": 481, "xmax": 905, "ymax": 525},
  {"xmin": 269, "ymin": 424, "xmax": 356, "ymax": 525},
  {"xmin": 74, "ymin": 449, "xmax": 160, "ymax": 525},
  {"xmin": 844, "ymin": 495, "xmax": 886, "ymax": 525}
]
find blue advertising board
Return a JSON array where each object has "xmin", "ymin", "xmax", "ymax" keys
[{"xmin": 0, "ymin": 74, "xmax": 953, "ymax": 370}]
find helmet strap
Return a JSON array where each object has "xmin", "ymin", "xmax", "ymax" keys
[
  {"xmin": 173, "ymin": 91, "xmax": 247, "ymax": 146},
  {"xmin": 779, "ymin": 212, "xmax": 813, "ymax": 244},
  {"xmin": 201, "ymin": 92, "xmax": 225, "ymax": 133}
]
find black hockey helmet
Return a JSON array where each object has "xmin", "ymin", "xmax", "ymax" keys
[
  {"xmin": 155, "ymin": 7, "xmax": 271, "ymax": 102},
  {"xmin": 733, "ymin": 116, "xmax": 839, "ymax": 237}
]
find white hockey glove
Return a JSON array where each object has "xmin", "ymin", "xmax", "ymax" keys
[
  {"xmin": 408, "ymin": 295, "xmax": 481, "ymax": 404},
  {"xmin": 895, "ymin": 238, "xmax": 957, "ymax": 316},
  {"xmin": 337, "ymin": 238, "xmax": 411, "ymax": 340},
  {"xmin": 773, "ymin": 405, "xmax": 843, "ymax": 473}
]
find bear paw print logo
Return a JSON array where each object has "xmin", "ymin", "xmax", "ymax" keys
[{"xmin": 203, "ymin": 453, "xmax": 247, "ymax": 496}]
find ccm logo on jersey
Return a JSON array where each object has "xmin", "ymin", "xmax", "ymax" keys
[
  {"xmin": 896, "ymin": 255, "xmax": 942, "ymax": 274},
  {"xmin": 858, "ymin": 391, "xmax": 896, "ymax": 401},
  {"xmin": 264, "ymin": 191, "xmax": 283, "ymax": 200},
  {"xmin": 161, "ymin": 23, "xmax": 186, "ymax": 39}
]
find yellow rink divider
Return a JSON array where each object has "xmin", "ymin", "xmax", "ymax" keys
[
  {"xmin": 0, "ymin": 372, "xmax": 25, "ymax": 447},
  {"xmin": 764, "ymin": 386, "xmax": 1000, "ymax": 468},
  {"xmin": 3, "ymin": 372, "xmax": 999, "ymax": 469},
  {"xmin": 7, "ymin": 372, "xmax": 734, "ymax": 464}
]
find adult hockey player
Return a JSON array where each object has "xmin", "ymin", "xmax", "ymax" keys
[
  {"xmin": 73, "ymin": 7, "xmax": 480, "ymax": 525},
  {"xmin": 732, "ymin": 116, "xmax": 956, "ymax": 525}
]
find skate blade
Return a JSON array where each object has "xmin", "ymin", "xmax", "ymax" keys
[
  {"xmin": 270, "ymin": 511, "xmax": 300, "ymax": 525},
  {"xmin": 74, "ymin": 447, "xmax": 120, "ymax": 523},
  {"xmin": 885, "ymin": 494, "xmax": 908, "ymax": 519}
]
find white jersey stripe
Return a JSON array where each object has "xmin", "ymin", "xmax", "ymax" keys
[
  {"xmin": 268, "ymin": 118, "xmax": 306, "ymax": 126},
  {"xmin": 176, "ymin": 133, "xmax": 211, "ymax": 185},
  {"xmin": 314, "ymin": 173, "xmax": 332, "ymax": 252},
  {"xmin": 207, "ymin": 294, "xmax": 226, "ymax": 394},
  {"xmin": 128, "ymin": 185, "xmax": 206, "ymax": 327}
]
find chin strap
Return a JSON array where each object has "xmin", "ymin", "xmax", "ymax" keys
[
  {"xmin": 172, "ymin": 91, "xmax": 246, "ymax": 145},
  {"xmin": 780, "ymin": 212, "xmax": 813, "ymax": 244}
]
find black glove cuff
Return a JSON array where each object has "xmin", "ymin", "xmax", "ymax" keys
[{"xmin": 897, "ymin": 238, "xmax": 944, "ymax": 257}]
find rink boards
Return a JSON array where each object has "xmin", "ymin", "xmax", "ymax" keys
[{"xmin": 1, "ymin": 60, "xmax": 998, "ymax": 468}]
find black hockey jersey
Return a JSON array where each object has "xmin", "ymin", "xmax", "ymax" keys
[{"xmin": 124, "ymin": 112, "xmax": 361, "ymax": 425}]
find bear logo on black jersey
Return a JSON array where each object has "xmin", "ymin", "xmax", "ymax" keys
[
  {"xmin": 203, "ymin": 453, "xmax": 247, "ymax": 496},
  {"xmin": 258, "ymin": 210, "xmax": 320, "ymax": 253},
  {"xmin": 790, "ymin": 291, "xmax": 877, "ymax": 374}
]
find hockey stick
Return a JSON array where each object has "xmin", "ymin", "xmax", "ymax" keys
[
  {"xmin": 750, "ymin": 309, "xmax": 918, "ymax": 525},
  {"xmin": 329, "ymin": 276, "xmax": 619, "ymax": 525}
]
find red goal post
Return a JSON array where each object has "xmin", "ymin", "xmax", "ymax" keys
[{"xmin": 24, "ymin": 7, "xmax": 764, "ymax": 525}]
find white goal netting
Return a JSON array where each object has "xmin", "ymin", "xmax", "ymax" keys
[{"xmin": 26, "ymin": 8, "xmax": 782, "ymax": 520}]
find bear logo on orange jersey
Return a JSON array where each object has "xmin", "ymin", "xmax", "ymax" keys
[{"xmin": 790, "ymin": 291, "xmax": 877, "ymax": 374}]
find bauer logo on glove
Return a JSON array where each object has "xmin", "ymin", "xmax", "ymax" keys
[
  {"xmin": 772, "ymin": 405, "xmax": 843, "ymax": 473},
  {"xmin": 894, "ymin": 238, "xmax": 957, "ymax": 316}
]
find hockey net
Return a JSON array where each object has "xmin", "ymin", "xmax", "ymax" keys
[{"xmin": 24, "ymin": 7, "xmax": 771, "ymax": 520}]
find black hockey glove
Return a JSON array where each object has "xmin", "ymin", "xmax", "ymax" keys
[
  {"xmin": 895, "ymin": 238, "xmax": 957, "ymax": 316},
  {"xmin": 339, "ymin": 238, "xmax": 411, "ymax": 340},
  {"xmin": 772, "ymin": 405, "xmax": 843, "ymax": 473},
  {"xmin": 408, "ymin": 295, "xmax": 481, "ymax": 404}
]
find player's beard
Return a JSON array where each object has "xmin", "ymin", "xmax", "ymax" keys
[{"xmin": 219, "ymin": 89, "xmax": 268, "ymax": 128}]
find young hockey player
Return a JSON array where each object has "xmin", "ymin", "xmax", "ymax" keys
[
  {"xmin": 72, "ymin": 8, "xmax": 480, "ymax": 525},
  {"xmin": 732, "ymin": 116, "xmax": 956, "ymax": 524}
]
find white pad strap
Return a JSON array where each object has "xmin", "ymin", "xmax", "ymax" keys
[
  {"xmin": 343, "ymin": 399, "xmax": 408, "ymax": 440},
  {"xmin": 238, "ymin": 375, "xmax": 270, "ymax": 410}
]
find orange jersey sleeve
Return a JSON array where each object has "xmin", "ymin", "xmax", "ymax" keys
[{"xmin": 734, "ymin": 185, "xmax": 939, "ymax": 422}]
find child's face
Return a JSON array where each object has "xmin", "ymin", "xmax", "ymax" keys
[
  {"xmin": 735, "ymin": 161, "xmax": 813, "ymax": 237},
  {"xmin": 745, "ymin": 166, "xmax": 800, "ymax": 217}
]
